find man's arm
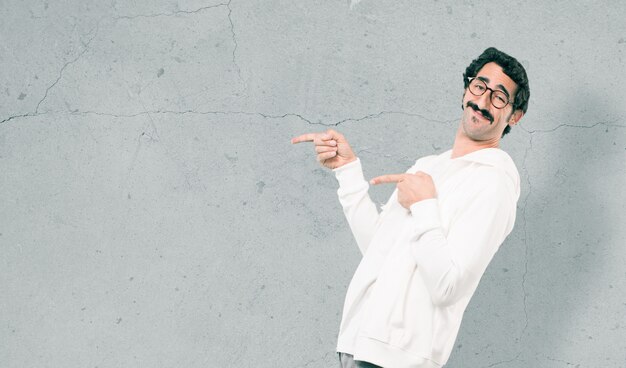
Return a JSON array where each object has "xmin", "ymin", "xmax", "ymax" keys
[
  {"xmin": 292, "ymin": 129, "xmax": 378, "ymax": 254},
  {"xmin": 408, "ymin": 173, "xmax": 517, "ymax": 307},
  {"xmin": 333, "ymin": 158, "xmax": 381, "ymax": 256}
]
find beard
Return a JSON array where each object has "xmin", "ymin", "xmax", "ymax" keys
[{"xmin": 460, "ymin": 104, "xmax": 500, "ymax": 141}]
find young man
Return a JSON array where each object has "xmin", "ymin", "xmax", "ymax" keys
[{"xmin": 291, "ymin": 47, "xmax": 530, "ymax": 368}]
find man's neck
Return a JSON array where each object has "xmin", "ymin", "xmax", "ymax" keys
[{"xmin": 451, "ymin": 128, "xmax": 500, "ymax": 159}]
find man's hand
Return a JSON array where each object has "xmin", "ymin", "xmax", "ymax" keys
[
  {"xmin": 291, "ymin": 129, "xmax": 357, "ymax": 170},
  {"xmin": 370, "ymin": 172, "xmax": 437, "ymax": 209}
]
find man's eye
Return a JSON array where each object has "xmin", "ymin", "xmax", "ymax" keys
[
  {"xmin": 474, "ymin": 83, "xmax": 485, "ymax": 91},
  {"xmin": 495, "ymin": 94, "xmax": 506, "ymax": 104}
]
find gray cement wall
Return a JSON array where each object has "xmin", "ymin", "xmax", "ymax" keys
[{"xmin": 1, "ymin": 1, "xmax": 625, "ymax": 367}]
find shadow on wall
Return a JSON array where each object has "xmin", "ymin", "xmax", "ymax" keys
[{"xmin": 530, "ymin": 91, "xmax": 620, "ymax": 361}]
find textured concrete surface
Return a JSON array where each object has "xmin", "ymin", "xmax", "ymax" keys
[{"xmin": 1, "ymin": 1, "xmax": 625, "ymax": 367}]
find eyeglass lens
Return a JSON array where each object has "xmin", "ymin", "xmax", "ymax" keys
[{"xmin": 469, "ymin": 79, "xmax": 509, "ymax": 108}]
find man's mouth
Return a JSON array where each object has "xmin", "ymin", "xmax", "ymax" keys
[{"xmin": 472, "ymin": 108, "xmax": 487, "ymax": 120}]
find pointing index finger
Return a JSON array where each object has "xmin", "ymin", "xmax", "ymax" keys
[
  {"xmin": 370, "ymin": 174, "xmax": 406, "ymax": 185},
  {"xmin": 291, "ymin": 133, "xmax": 317, "ymax": 144}
]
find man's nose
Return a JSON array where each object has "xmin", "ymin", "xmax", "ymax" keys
[{"xmin": 475, "ymin": 90, "xmax": 492, "ymax": 110}]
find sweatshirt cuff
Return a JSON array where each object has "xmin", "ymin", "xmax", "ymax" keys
[
  {"xmin": 332, "ymin": 158, "xmax": 364, "ymax": 187},
  {"xmin": 409, "ymin": 198, "xmax": 441, "ymax": 238}
]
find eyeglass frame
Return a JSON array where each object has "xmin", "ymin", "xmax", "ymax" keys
[{"xmin": 465, "ymin": 76, "xmax": 513, "ymax": 109}]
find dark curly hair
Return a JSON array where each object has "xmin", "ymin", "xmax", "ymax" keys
[{"xmin": 463, "ymin": 47, "xmax": 530, "ymax": 137}]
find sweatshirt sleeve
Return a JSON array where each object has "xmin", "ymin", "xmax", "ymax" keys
[
  {"xmin": 408, "ymin": 174, "xmax": 517, "ymax": 307},
  {"xmin": 332, "ymin": 158, "xmax": 381, "ymax": 256}
]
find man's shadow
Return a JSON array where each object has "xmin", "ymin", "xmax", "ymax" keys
[
  {"xmin": 522, "ymin": 92, "xmax": 623, "ymax": 363},
  {"xmin": 446, "ymin": 92, "xmax": 623, "ymax": 367}
]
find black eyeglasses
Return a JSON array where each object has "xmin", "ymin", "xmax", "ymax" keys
[{"xmin": 466, "ymin": 77, "xmax": 511, "ymax": 109}]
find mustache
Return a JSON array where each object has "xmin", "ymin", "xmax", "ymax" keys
[{"xmin": 466, "ymin": 101, "xmax": 494, "ymax": 124}]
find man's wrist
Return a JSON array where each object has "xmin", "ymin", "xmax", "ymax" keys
[
  {"xmin": 333, "ymin": 157, "xmax": 358, "ymax": 171},
  {"xmin": 409, "ymin": 198, "xmax": 441, "ymax": 237},
  {"xmin": 339, "ymin": 157, "xmax": 357, "ymax": 168},
  {"xmin": 409, "ymin": 195, "xmax": 437, "ymax": 207},
  {"xmin": 333, "ymin": 157, "xmax": 365, "ymax": 188}
]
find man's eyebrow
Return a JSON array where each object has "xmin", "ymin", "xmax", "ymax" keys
[
  {"xmin": 496, "ymin": 84, "xmax": 510, "ymax": 98},
  {"xmin": 477, "ymin": 75, "xmax": 510, "ymax": 97}
]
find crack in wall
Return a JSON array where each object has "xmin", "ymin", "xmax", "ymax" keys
[
  {"xmin": 522, "ymin": 120, "xmax": 626, "ymax": 133},
  {"xmin": 0, "ymin": 113, "xmax": 36, "ymax": 125},
  {"xmin": 113, "ymin": 3, "xmax": 229, "ymax": 20},
  {"xmin": 1, "ymin": 24, "xmax": 100, "ymax": 124},
  {"xmin": 333, "ymin": 110, "xmax": 457, "ymax": 126},
  {"xmin": 3, "ymin": 108, "xmax": 428, "ymax": 128},
  {"xmin": 1, "ymin": 3, "xmax": 241, "ymax": 125},
  {"xmin": 483, "ymin": 352, "xmax": 522, "ymax": 368},
  {"xmin": 113, "ymin": 1, "xmax": 244, "ymax": 87},
  {"xmin": 3, "ymin": 107, "xmax": 626, "ymax": 134},
  {"xmin": 225, "ymin": 0, "xmax": 244, "ymax": 84},
  {"xmin": 34, "ymin": 23, "xmax": 100, "ymax": 114},
  {"xmin": 301, "ymin": 351, "xmax": 333, "ymax": 368},
  {"xmin": 519, "ymin": 131, "xmax": 532, "ymax": 348},
  {"xmin": 65, "ymin": 108, "xmax": 314, "ymax": 125},
  {"xmin": 64, "ymin": 109, "xmax": 457, "ymax": 127},
  {"xmin": 546, "ymin": 355, "xmax": 580, "ymax": 366}
]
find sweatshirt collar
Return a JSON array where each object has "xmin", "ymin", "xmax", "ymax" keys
[
  {"xmin": 441, "ymin": 148, "xmax": 520, "ymax": 194},
  {"xmin": 444, "ymin": 147, "xmax": 510, "ymax": 166}
]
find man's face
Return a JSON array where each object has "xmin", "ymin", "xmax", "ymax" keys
[{"xmin": 460, "ymin": 62, "xmax": 520, "ymax": 141}]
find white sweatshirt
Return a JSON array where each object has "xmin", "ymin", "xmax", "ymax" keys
[{"xmin": 333, "ymin": 148, "xmax": 520, "ymax": 367}]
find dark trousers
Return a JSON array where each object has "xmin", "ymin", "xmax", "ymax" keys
[{"xmin": 338, "ymin": 352, "xmax": 384, "ymax": 368}]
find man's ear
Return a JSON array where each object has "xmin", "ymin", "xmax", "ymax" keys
[{"xmin": 509, "ymin": 110, "xmax": 524, "ymax": 126}]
